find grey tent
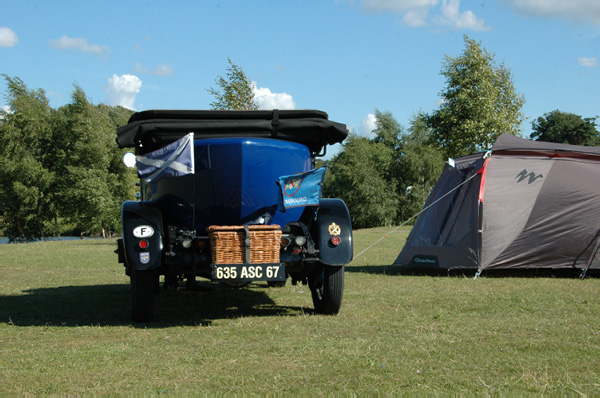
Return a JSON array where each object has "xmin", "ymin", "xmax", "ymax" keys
[{"xmin": 394, "ymin": 134, "xmax": 600, "ymax": 274}]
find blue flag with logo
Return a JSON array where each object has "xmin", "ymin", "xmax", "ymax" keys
[
  {"xmin": 136, "ymin": 133, "xmax": 195, "ymax": 183},
  {"xmin": 278, "ymin": 167, "xmax": 326, "ymax": 210}
]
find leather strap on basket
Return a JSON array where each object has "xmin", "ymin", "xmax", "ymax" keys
[{"xmin": 244, "ymin": 225, "xmax": 251, "ymax": 263}]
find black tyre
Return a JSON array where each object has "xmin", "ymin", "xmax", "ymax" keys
[
  {"xmin": 131, "ymin": 269, "xmax": 158, "ymax": 322},
  {"xmin": 309, "ymin": 263, "xmax": 344, "ymax": 315}
]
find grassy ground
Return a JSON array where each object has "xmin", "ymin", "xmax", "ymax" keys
[{"xmin": 1, "ymin": 229, "xmax": 599, "ymax": 394}]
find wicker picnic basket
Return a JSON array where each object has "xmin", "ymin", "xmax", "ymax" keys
[{"xmin": 207, "ymin": 225, "xmax": 282, "ymax": 264}]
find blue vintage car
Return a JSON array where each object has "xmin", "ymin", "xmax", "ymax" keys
[{"xmin": 115, "ymin": 109, "xmax": 353, "ymax": 321}]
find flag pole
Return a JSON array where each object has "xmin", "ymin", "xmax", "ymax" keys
[
  {"xmin": 190, "ymin": 133, "xmax": 196, "ymax": 236},
  {"xmin": 190, "ymin": 133, "xmax": 197, "ymax": 288}
]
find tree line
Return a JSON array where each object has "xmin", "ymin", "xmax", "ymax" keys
[
  {"xmin": 2, "ymin": 36, "xmax": 598, "ymax": 239},
  {"xmin": 0, "ymin": 75, "xmax": 136, "ymax": 242}
]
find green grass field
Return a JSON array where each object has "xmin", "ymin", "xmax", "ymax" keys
[{"xmin": 1, "ymin": 229, "xmax": 599, "ymax": 394}]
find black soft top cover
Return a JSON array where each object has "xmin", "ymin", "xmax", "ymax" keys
[{"xmin": 116, "ymin": 109, "xmax": 349, "ymax": 154}]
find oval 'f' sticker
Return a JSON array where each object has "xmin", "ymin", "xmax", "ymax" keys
[{"xmin": 133, "ymin": 225, "xmax": 154, "ymax": 238}]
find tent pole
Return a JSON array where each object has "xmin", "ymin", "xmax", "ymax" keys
[
  {"xmin": 477, "ymin": 200, "xmax": 483, "ymax": 272},
  {"xmin": 580, "ymin": 233, "xmax": 600, "ymax": 279},
  {"xmin": 577, "ymin": 228, "xmax": 600, "ymax": 279}
]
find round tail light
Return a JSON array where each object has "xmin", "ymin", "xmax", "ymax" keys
[{"xmin": 281, "ymin": 237, "xmax": 292, "ymax": 248}]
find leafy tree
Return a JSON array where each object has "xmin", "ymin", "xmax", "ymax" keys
[
  {"xmin": 324, "ymin": 135, "xmax": 398, "ymax": 228},
  {"xmin": 372, "ymin": 109, "xmax": 403, "ymax": 149},
  {"xmin": 324, "ymin": 111, "xmax": 445, "ymax": 228},
  {"xmin": 0, "ymin": 75, "xmax": 55, "ymax": 242},
  {"xmin": 208, "ymin": 58, "xmax": 258, "ymax": 110},
  {"xmin": 531, "ymin": 110, "xmax": 599, "ymax": 146},
  {"xmin": 427, "ymin": 35, "xmax": 525, "ymax": 158},
  {"xmin": 97, "ymin": 103, "xmax": 134, "ymax": 129},
  {"xmin": 396, "ymin": 112, "xmax": 444, "ymax": 221},
  {"xmin": 56, "ymin": 86, "xmax": 136, "ymax": 237},
  {"xmin": 369, "ymin": 110, "xmax": 444, "ymax": 223},
  {"xmin": 1, "ymin": 77, "xmax": 136, "ymax": 241}
]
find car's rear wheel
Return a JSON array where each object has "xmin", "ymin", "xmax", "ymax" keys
[
  {"xmin": 131, "ymin": 269, "xmax": 158, "ymax": 322},
  {"xmin": 309, "ymin": 263, "xmax": 344, "ymax": 315}
]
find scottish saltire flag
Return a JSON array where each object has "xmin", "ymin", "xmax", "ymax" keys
[
  {"xmin": 136, "ymin": 133, "xmax": 195, "ymax": 183},
  {"xmin": 278, "ymin": 167, "xmax": 327, "ymax": 210}
]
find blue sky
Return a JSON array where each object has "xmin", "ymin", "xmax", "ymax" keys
[{"xmin": 1, "ymin": 0, "xmax": 599, "ymax": 157}]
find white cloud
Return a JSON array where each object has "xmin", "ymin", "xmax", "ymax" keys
[
  {"xmin": 362, "ymin": 0, "xmax": 438, "ymax": 13},
  {"xmin": 0, "ymin": 27, "xmax": 18, "ymax": 47},
  {"xmin": 358, "ymin": 0, "xmax": 488, "ymax": 31},
  {"xmin": 578, "ymin": 57, "xmax": 598, "ymax": 67},
  {"xmin": 252, "ymin": 83, "xmax": 296, "ymax": 110},
  {"xmin": 104, "ymin": 74, "xmax": 142, "ymax": 110},
  {"xmin": 506, "ymin": 0, "xmax": 600, "ymax": 24},
  {"xmin": 403, "ymin": 8, "xmax": 430, "ymax": 26},
  {"xmin": 49, "ymin": 35, "xmax": 109, "ymax": 55},
  {"xmin": 435, "ymin": 0, "xmax": 489, "ymax": 31},
  {"xmin": 359, "ymin": 113, "xmax": 377, "ymax": 138},
  {"xmin": 134, "ymin": 62, "xmax": 174, "ymax": 76}
]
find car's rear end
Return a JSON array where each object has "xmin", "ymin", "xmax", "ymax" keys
[{"xmin": 115, "ymin": 110, "xmax": 352, "ymax": 321}]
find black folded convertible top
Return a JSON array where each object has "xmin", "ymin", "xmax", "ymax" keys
[{"xmin": 116, "ymin": 109, "xmax": 349, "ymax": 154}]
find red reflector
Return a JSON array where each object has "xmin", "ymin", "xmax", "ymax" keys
[
  {"xmin": 139, "ymin": 239, "xmax": 149, "ymax": 249},
  {"xmin": 331, "ymin": 236, "xmax": 341, "ymax": 246}
]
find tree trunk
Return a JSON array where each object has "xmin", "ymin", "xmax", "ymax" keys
[
  {"xmin": 54, "ymin": 213, "xmax": 61, "ymax": 241},
  {"xmin": 17, "ymin": 219, "xmax": 24, "ymax": 243}
]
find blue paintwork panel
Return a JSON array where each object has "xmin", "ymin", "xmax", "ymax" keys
[{"xmin": 144, "ymin": 138, "xmax": 311, "ymax": 233}]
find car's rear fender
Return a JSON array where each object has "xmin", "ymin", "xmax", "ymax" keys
[
  {"xmin": 313, "ymin": 198, "xmax": 353, "ymax": 266},
  {"xmin": 121, "ymin": 201, "xmax": 163, "ymax": 271}
]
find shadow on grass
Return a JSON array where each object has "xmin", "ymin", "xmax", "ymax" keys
[
  {"xmin": 346, "ymin": 264, "xmax": 409, "ymax": 276},
  {"xmin": 347, "ymin": 264, "xmax": 485, "ymax": 277},
  {"xmin": 346, "ymin": 264, "xmax": 598, "ymax": 279},
  {"xmin": 0, "ymin": 282, "xmax": 312, "ymax": 328}
]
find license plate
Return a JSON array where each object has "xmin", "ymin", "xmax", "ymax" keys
[{"xmin": 211, "ymin": 263, "xmax": 285, "ymax": 282}]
